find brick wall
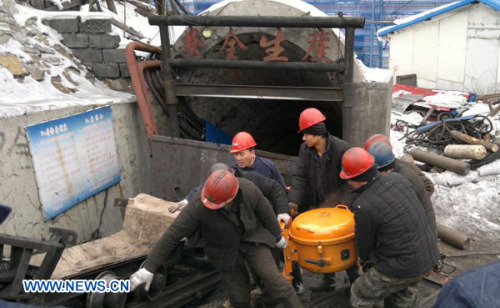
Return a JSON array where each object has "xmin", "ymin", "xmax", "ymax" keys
[{"xmin": 44, "ymin": 17, "xmax": 129, "ymax": 79}]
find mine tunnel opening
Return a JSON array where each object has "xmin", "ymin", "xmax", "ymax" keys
[{"xmin": 169, "ymin": 32, "xmax": 345, "ymax": 156}]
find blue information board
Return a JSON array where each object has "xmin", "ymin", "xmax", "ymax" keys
[{"xmin": 26, "ymin": 106, "xmax": 121, "ymax": 221}]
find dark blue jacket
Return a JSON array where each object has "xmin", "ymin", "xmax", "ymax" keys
[
  {"xmin": 352, "ymin": 172, "xmax": 439, "ymax": 279},
  {"xmin": 433, "ymin": 261, "xmax": 500, "ymax": 308}
]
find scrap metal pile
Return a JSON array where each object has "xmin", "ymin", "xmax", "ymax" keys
[{"xmin": 392, "ymin": 85, "xmax": 500, "ymax": 175}]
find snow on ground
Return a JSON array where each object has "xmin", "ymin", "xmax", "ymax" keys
[{"xmin": 389, "ymin": 97, "xmax": 500, "ymax": 245}]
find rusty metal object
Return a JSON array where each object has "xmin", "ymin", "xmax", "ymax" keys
[
  {"xmin": 151, "ymin": 136, "xmax": 298, "ymax": 201},
  {"xmin": 149, "ymin": 15, "xmax": 365, "ymax": 28},
  {"xmin": 437, "ymin": 223, "xmax": 470, "ymax": 250},
  {"xmin": 409, "ymin": 149, "xmax": 470, "ymax": 175},
  {"xmin": 86, "ymin": 271, "xmax": 127, "ymax": 308},
  {"xmin": 444, "ymin": 144, "xmax": 487, "ymax": 160},
  {"xmin": 125, "ymin": 42, "xmax": 162, "ymax": 143},
  {"xmin": 450, "ymin": 130, "xmax": 498, "ymax": 153}
]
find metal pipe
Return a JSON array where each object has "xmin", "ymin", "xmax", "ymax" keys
[
  {"xmin": 437, "ymin": 223, "xmax": 470, "ymax": 250},
  {"xmin": 344, "ymin": 27, "xmax": 355, "ymax": 83},
  {"xmin": 125, "ymin": 42, "xmax": 162, "ymax": 143},
  {"xmin": 409, "ymin": 149, "xmax": 470, "ymax": 176},
  {"xmin": 168, "ymin": 58, "xmax": 345, "ymax": 72},
  {"xmin": 160, "ymin": 25, "xmax": 181, "ymax": 138},
  {"xmin": 149, "ymin": 15, "xmax": 365, "ymax": 28}
]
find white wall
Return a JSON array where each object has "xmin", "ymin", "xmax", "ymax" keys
[
  {"xmin": 0, "ymin": 102, "xmax": 156, "ymax": 243},
  {"xmin": 387, "ymin": 3, "xmax": 500, "ymax": 95},
  {"xmin": 465, "ymin": 4, "xmax": 500, "ymax": 94}
]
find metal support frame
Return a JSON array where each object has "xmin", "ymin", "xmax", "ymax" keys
[
  {"xmin": 149, "ymin": 15, "xmax": 365, "ymax": 28},
  {"xmin": 0, "ymin": 228, "xmax": 77, "ymax": 300},
  {"xmin": 176, "ymin": 83, "xmax": 343, "ymax": 102},
  {"xmin": 142, "ymin": 14, "xmax": 364, "ymax": 141},
  {"xmin": 168, "ymin": 58, "xmax": 345, "ymax": 72}
]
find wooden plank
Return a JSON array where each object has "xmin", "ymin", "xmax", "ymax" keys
[{"xmin": 31, "ymin": 194, "xmax": 179, "ymax": 279}]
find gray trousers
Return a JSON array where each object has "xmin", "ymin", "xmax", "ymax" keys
[
  {"xmin": 221, "ymin": 244, "xmax": 302, "ymax": 308},
  {"xmin": 350, "ymin": 267, "xmax": 426, "ymax": 308}
]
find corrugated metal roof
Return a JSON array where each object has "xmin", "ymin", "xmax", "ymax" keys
[{"xmin": 379, "ymin": 0, "xmax": 500, "ymax": 36}]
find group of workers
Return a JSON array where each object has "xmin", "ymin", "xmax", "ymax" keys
[{"xmin": 129, "ymin": 107, "xmax": 440, "ymax": 308}]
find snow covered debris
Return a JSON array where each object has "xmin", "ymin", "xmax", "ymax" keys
[{"xmin": 0, "ymin": 0, "xmax": 138, "ymax": 118}]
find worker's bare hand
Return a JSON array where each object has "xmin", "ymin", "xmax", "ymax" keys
[
  {"xmin": 169, "ymin": 199, "xmax": 188, "ymax": 213},
  {"xmin": 275, "ymin": 236, "xmax": 288, "ymax": 249},
  {"xmin": 277, "ymin": 213, "xmax": 291, "ymax": 226},
  {"xmin": 130, "ymin": 268, "xmax": 154, "ymax": 292}
]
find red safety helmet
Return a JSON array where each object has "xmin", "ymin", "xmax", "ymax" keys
[
  {"xmin": 298, "ymin": 108, "xmax": 326, "ymax": 133},
  {"xmin": 230, "ymin": 132, "xmax": 257, "ymax": 153},
  {"xmin": 201, "ymin": 170, "xmax": 239, "ymax": 210},
  {"xmin": 340, "ymin": 147, "xmax": 375, "ymax": 180},
  {"xmin": 364, "ymin": 134, "xmax": 392, "ymax": 150}
]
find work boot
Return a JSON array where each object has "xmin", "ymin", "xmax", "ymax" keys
[
  {"xmin": 291, "ymin": 262, "xmax": 305, "ymax": 296},
  {"xmin": 308, "ymin": 273, "xmax": 335, "ymax": 293},
  {"xmin": 292, "ymin": 279, "xmax": 305, "ymax": 296}
]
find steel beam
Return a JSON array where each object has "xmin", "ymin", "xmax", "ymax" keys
[
  {"xmin": 169, "ymin": 59, "xmax": 345, "ymax": 72},
  {"xmin": 149, "ymin": 15, "xmax": 365, "ymax": 28},
  {"xmin": 175, "ymin": 83, "xmax": 343, "ymax": 102}
]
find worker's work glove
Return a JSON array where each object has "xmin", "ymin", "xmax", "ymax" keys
[
  {"xmin": 275, "ymin": 236, "xmax": 288, "ymax": 249},
  {"xmin": 277, "ymin": 213, "xmax": 291, "ymax": 226},
  {"xmin": 130, "ymin": 268, "xmax": 154, "ymax": 292},
  {"xmin": 288, "ymin": 202, "xmax": 298, "ymax": 212},
  {"xmin": 169, "ymin": 199, "xmax": 188, "ymax": 213}
]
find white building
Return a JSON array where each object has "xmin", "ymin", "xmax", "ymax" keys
[{"xmin": 379, "ymin": 0, "xmax": 500, "ymax": 95}]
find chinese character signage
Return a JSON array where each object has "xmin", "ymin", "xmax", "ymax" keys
[
  {"xmin": 26, "ymin": 106, "xmax": 121, "ymax": 221},
  {"xmin": 179, "ymin": 27, "xmax": 333, "ymax": 62}
]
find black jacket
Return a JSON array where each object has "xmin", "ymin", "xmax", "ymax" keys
[
  {"xmin": 289, "ymin": 134, "xmax": 351, "ymax": 211},
  {"xmin": 394, "ymin": 161, "xmax": 437, "ymax": 237},
  {"xmin": 352, "ymin": 172, "xmax": 439, "ymax": 279},
  {"xmin": 144, "ymin": 178, "xmax": 282, "ymax": 272},
  {"xmin": 398, "ymin": 159, "xmax": 435, "ymax": 196},
  {"xmin": 235, "ymin": 169, "xmax": 289, "ymax": 215}
]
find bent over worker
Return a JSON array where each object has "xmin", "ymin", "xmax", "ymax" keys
[
  {"xmin": 130, "ymin": 170, "xmax": 302, "ymax": 308},
  {"xmin": 340, "ymin": 148, "xmax": 439, "ymax": 307},
  {"xmin": 364, "ymin": 134, "xmax": 435, "ymax": 196},
  {"xmin": 367, "ymin": 141, "xmax": 437, "ymax": 236}
]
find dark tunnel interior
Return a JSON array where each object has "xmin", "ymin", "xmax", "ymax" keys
[{"xmin": 158, "ymin": 32, "xmax": 345, "ymax": 156}]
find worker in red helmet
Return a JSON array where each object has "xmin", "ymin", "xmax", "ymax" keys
[
  {"xmin": 169, "ymin": 132, "xmax": 287, "ymax": 214},
  {"xmin": 289, "ymin": 108, "xmax": 352, "ymax": 211},
  {"xmin": 288, "ymin": 107, "xmax": 354, "ymax": 292},
  {"xmin": 367, "ymin": 142, "xmax": 437, "ymax": 236},
  {"xmin": 364, "ymin": 133, "xmax": 435, "ymax": 196},
  {"xmin": 340, "ymin": 148, "xmax": 439, "ymax": 308},
  {"xmin": 229, "ymin": 131, "xmax": 287, "ymax": 187},
  {"xmin": 130, "ymin": 170, "xmax": 302, "ymax": 308}
]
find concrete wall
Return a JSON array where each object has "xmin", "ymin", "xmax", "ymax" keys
[
  {"xmin": 343, "ymin": 80, "xmax": 392, "ymax": 147},
  {"xmin": 0, "ymin": 102, "xmax": 154, "ymax": 243},
  {"xmin": 387, "ymin": 3, "xmax": 500, "ymax": 95}
]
